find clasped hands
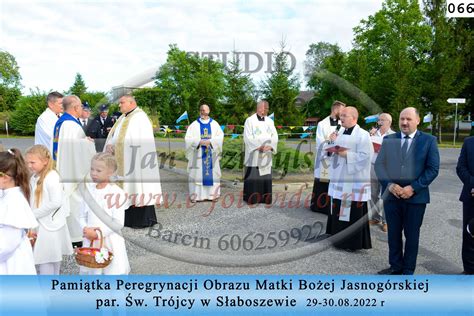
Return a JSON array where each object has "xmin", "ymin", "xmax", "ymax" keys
[
  {"xmin": 199, "ymin": 139, "xmax": 211, "ymax": 147},
  {"xmin": 389, "ymin": 183, "xmax": 415, "ymax": 199},
  {"xmin": 258, "ymin": 145, "xmax": 273, "ymax": 152}
]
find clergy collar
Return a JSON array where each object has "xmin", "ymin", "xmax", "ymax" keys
[
  {"xmin": 256, "ymin": 114, "xmax": 265, "ymax": 121},
  {"xmin": 125, "ymin": 106, "xmax": 137, "ymax": 117},
  {"xmin": 343, "ymin": 124, "xmax": 356, "ymax": 135},
  {"xmin": 329, "ymin": 116, "xmax": 338, "ymax": 126}
]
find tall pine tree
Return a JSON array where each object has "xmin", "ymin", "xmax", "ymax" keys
[{"xmin": 261, "ymin": 42, "xmax": 302, "ymax": 126}]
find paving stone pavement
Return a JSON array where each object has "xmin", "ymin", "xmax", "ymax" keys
[{"xmin": 0, "ymin": 138, "xmax": 464, "ymax": 274}]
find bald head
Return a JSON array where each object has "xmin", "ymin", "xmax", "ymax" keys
[
  {"xmin": 200, "ymin": 104, "xmax": 210, "ymax": 119},
  {"xmin": 62, "ymin": 95, "xmax": 81, "ymax": 111},
  {"xmin": 399, "ymin": 107, "xmax": 420, "ymax": 135},
  {"xmin": 340, "ymin": 106, "xmax": 358, "ymax": 128},
  {"xmin": 62, "ymin": 95, "xmax": 83, "ymax": 118}
]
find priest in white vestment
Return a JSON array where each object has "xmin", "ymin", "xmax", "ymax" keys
[
  {"xmin": 185, "ymin": 104, "xmax": 223, "ymax": 202},
  {"xmin": 105, "ymin": 95, "xmax": 163, "ymax": 228},
  {"xmin": 53, "ymin": 95, "xmax": 96, "ymax": 246},
  {"xmin": 322, "ymin": 106, "xmax": 373, "ymax": 251},
  {"xmin": 310, "ymin": 100, "xmax": 345, "ymax": 216},
  {"xmin": 34, "ymin": 91, "xmax": 63, "ymax": 153},
  {"xmin": 243, "ymin": 100, "xmax": 278, "ymax": 205}
]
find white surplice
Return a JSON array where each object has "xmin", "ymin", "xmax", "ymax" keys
[
  {"xmin": 243, "ymin": 114, "xmax": 278, "ymax": 176},
  {"xmin": 185, "ymin": 118, "xmax": 223, "ymax": 201},
  {"xmin": 34, "ymin": 108, "xmax": 58, "ymax": 153},
  {"xmin": 313, "ymin": 116, "xmax": 341, "ymax": 180},
  {"xmin": 0, "ymin": 187, "xmax": 38, "ymax": 275},
  {"xmin": 56, "ymin": 119, "xmax": 96, "ymax": 242},
  {"xmin": 104, "ymin": 107, "xmax": 163, "ymax": 207},
  {"xmin": 323, "ymin": 124, "xmax": 372, "ymax": 221}
]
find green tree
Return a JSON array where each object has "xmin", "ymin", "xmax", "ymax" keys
[
  {"xmin": 0, "ymin": 50, "xmax": 22, "ymax": 112},
  {"xmin": 348, "ymin": 0, "xmax": 431, "ymax": 121},
  {"xmin": 154, "ymin": 45, "xmax": 225, "ymax": 123},
  {"xmin": 9, "ymin": 89, "xmax": 47, "ymax": 135},
  {"xmin": 81, "ymin": 91, "xmax": 108, "ymax": 111},
  {"xmin": 261, "ymin": 42, "xmax": 302, "ymax": 126},
  {"xmin": 68, "ymin": 73, "xmax": 87, "ymax": 99},
  {"xmin": 222, "ymin": 53, "xmax": 256, "ymax": 124},
  {"xmin": 422, "ymin": 0, "xmax": 470, "ymax": 142},
  {"xmin": 304, "ymin": 42, "xmax": 346, "ymax": 118}
]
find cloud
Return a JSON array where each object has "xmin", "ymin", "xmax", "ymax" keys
[{"xmin": 0, "ymin": 0, "xmax": 382, "ymax": 94}]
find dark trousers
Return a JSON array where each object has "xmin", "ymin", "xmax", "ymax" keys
[
  {"xmin": 384, "ymin": 199, "xmax": 426, "ymax": 275},
  {"xmin": 462, "ymin": 200, "xmax": 474, "ymax": 273}
]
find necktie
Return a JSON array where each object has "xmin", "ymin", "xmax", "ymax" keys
[{"xmin": 401, "ymin": 135, "xmax": 409, "ymax": 160}]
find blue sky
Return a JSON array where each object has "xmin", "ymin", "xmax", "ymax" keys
[{"xmin": 0, "ymin": 0, "xmax": 383, "ymax": 95}]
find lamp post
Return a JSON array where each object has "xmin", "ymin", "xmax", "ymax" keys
[{"xmin": 447, "ymin": 98, "xmax": 466, "ymax": 146}]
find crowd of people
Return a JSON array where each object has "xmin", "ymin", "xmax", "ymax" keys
[{"xmin": 0, "ymin": 93, "xmax": 473, "ymax": 276}]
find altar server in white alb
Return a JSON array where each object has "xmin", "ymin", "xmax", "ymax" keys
[
  {"xmin": 0, "ymin": 149, "xmax": 38, "ymax": 275},
  {"xmin": 243, "ymin": 100, "xmax": 278, "ymax": 205},
  {"xmin": 26, "ymin": 145, "xmax": 73, "ymax": 275},
  {"xmin": 34, "ymin": 91, "xmax": 63, "ymax": 153},
  {"xmin": 185, "ymin": 104, "xmax": 224, "ymax": 202},
  {"xmin": 323, "ymin": 106, "xmax": 373, "ymax": 251},
  {"xmin": 80, "ymin": 153, "xmax": 130, "ymax": 275},
  {"xmin": 310, "ymin": 100, "xmax": 345, "ymax": 216},
  {"xmin": 53, "ymin": 95, "xmax": 96, "ymax": 246},
  {"xmin": 105, "ymin": 95, "xmax": 163, "ymax": 228}
]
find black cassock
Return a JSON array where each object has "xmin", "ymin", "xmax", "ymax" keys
[
  {"xmin": 326, "ymin": 199, "xmax": 372, "ymax": 250},
  {"xmin": 310, "ymin": 178, "xmax": 331, "ymax": 215},
  {"xmin": 243, "ymin": 167, "xmax": 272, "ymax": 205},
  {"xmin": 125, "ymin": 205, "xmax": 157, "ymax": 228}
]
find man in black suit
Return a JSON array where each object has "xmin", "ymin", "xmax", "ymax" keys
[
  {"xmin": 456, "ymin": 136, "xmax": 474, "ymax": 274},
  {"xmin": 79, "ymin": 103, "xmax": 93, "ymax": 133},
  {"xmin": 375, "ymin": 107, "xmax": 440, "ymax": 275},
  {"xmin": 87, "ymin": 104, "xmax": 114, "ymax": 152}
]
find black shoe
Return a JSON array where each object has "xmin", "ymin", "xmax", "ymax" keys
[
  {"xmin": 72, "ymin": 241, "xmax": 83, "ymax": 248},
  {"xmin": 378, "ymin": 267, "xmax": 402, "ymax": 275}
]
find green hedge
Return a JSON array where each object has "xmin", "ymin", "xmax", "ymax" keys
[{"xmin": 9, "ymin": 92, "xmax": 47, "ymax": 135}]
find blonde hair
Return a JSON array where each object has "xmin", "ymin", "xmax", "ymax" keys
[
  {"xmin": 92, "ymin": 152, "xmax": 117, "ymax": 172},
  {"xmin": 26, "ymin": 145, "xmax": 54, "ymax": 207}
]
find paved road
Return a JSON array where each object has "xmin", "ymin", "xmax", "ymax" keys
[{"xmin": 1, "ymin": 137, "xmax": 465, "ymax": 274}]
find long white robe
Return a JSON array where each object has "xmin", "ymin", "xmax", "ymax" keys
[
  {"xmin": 243, "ymin": 114, "xmax": 278, "ymax": 176},
  {"xmin": 104, "ymin": 107, "xmax": 163, "ymax": 207},
  {"xmin": 314, "ymin": 116, "xmax": 341, "ymax": 179},
  {"xmin": 185, "ymin": 118, "xmax": 223, "ymax": 201},
  {"xmin": 323, "ymin": 124, "xmax": 372, "ymax": 220},
  {"xmin": 79, "ymin": 183, "xmax": 130, "ymax": 275},
  {"xmin": 0, "ymin": 187, "xmax": 38, "ymax": 275},
  {"xmin": 29, "ymin": 171, "xmax": 73, "ymax": 265},
  {"xmin": 56, "ymin": 119, "xmax": 96, "ymax": 242},
  {"xmin": 34, "ymin": 108, "xmax": 58, "ymax": 153}
]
